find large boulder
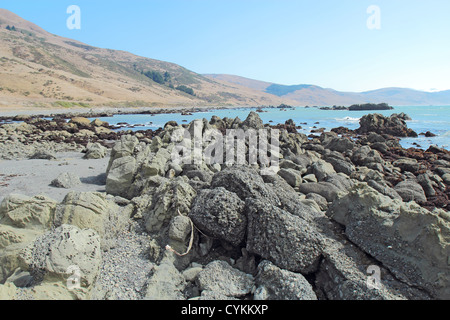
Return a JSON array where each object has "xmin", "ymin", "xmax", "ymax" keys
[
  {"xmin": 144, "ymin": 177, "xmax": 197, "ymax": 233},
  {"xmin": 245, "ymin": 198, "xmax": 324, "ymax": 274},
  {"xmin": 311, "ymin": 160, "xmax": 336, "ymax": 181},
  {"xmin": 0, "ymin": 194, "xmax": 57, "ymax": 231},
  {"xmin": 394, "ymin": 179, "xmax": 427, "ymax": 203},
  {"xmin": 53, "ymin": 192, "xmax": 132, "ymax": 247},
  {"xmin": 356, "ymin": 113, "xmax": 418, "ymax": 137},
  {"xmin": 254, "ymin": 260, "xmax": 317, "ymax": 300},
  {"xmin": 105, "ymin": 156, "xmax": 136, "ymax": 198},
  {"xmin": 211, "ymin": 166, "xmax": 280, "ymax": 205},
  {"xmin": 20, "ymin": 224, "xmax": 101, "ymax": 288},
  {"xmin": 327, "ymin": 183, "xmax": 450, "ymax": 299},
  {"xmin": 189, "ymin": 187, "xmax": 246, "ymax": 246}
]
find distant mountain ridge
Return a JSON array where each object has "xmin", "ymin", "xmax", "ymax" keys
[{"xmin": 204, "ymin": 74, "xmax": 450, "ymax": 106}]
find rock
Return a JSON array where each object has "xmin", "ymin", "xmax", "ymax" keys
[
  {"xmin": 0, "ymin": 225, "xmax": 41, "ymax": 250},
  {"xmin": 211, "ymin": 166, "xmax": 280, "ymax": 205},
  {"xmin": 29, "ymin": 149, "xmax": 56, "ymax": 160},
  {"xmin": 254, "ymin": 260, "xmax": 317, "ymax": 300},
  {"xmin": 144, "ymin": 177, "xmax": 197, "ymax": 233},
  {"xmin": 263, "ymin": 174, "xmax": 323, "ymax": 221},
  {"xmin": 0, "ymin": 194, "xmax": 57, "ymax": 231},
  {"xmin": 196, "ymin": 260, "xmax": 254, "ymax": 298},
  {"xmin": 323, "ymin": 136, "xmax": 355, "ymax": 153},
  {"xmin": 297, "ymin": 182, "xmax": 342, "ymax": 202},
  {"xmin": 51, "ymin": 172, "xmax": 81, "ymax": 189},
  {"xmin": 315, "ymin": 237, "xmax": 426, "ymax": 300},
  {"xmin": 367, "ymin": 180, "xmax": 402, "ymax": 200},
  {"xmin": 352, "ymin": 146, "xmax": 383, "ymax": 167},
  {"xmin": 22, "ymin": 224, "xmax": 101, "ymax": 287},
  {"xmin": 70, "ymin": 117, "xmax": 91, "ymax": 127},
  {"xmin": 394, "ymin": 180, "xmax": 427, "ymax": 203},
  {"xmin": 0, "ymin": 283, "xmax": 18, "ymax": 300},
  {"xmin": 168, "ymin": 215, "xmax": 192, "ymax": 243},
  {"xmin": 83, "ymin": 142, "xmax": 107, "ymax": 159},
  {"xmin": 107, "ymin": 135, "xmax": 139, "ymax": 173},
  {"xmin": 417, "ymin": 173, "xmax": 436, "ymax": 198},
  {"xmin": 241, "ymin": 111, "xmax": 264, "ymax": 130},
  {"xmin": 312, "ymin": 160, "xmax": 336, "ymax": 181},
  {"xmin": 327, "ymin": 183, "xmax": 450, "ymax": 299},
  {"xmin": 53, "ymin": 192, "xmax": 132, "ymax": 247},
  {"xmin": 91, "ymin": 119, "xmax": 109, "ymax": 127},
  {"xmin": 106, "ymin": 156, "xmax": 137, "ymax": 198},
  {"xmin": 246, "ymin": 198, "xmax": 324, "ymax": 274},
  {"xmin": 356, "ymin": 113, "xmax": 418, "ymax": 137},
  {"xmin": 189, "ymin": 187, "xmax": 246, "ymax": 246},
  {"xmin": 323, "ymin": 152, "xmax": 355, "ymax": 176},
  {"xmin": 305, "ymin": 193, "xmax": 328, "ymax": 211},
  {"xmin": 145, "ymin": 257, "xmax": 186, "ymax": 300},
  {"xmin": 393, "ymin": 158, "xmax": 424, "ymax": 174},
  {"xmin": 277, "ymin": 168, "xmax": 302, "ymax": 188},
  {"xmin": 143, "ymin": 148, "xmax": 171, "ymax": 177}
]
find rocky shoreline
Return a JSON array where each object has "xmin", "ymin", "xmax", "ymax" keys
[{"xmin": 0, "ymin": 111, "xmax": 449, "ymax": 300}]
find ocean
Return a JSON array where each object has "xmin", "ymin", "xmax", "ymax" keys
[{"xmin": 97, "ymin": 105, "xmax": 450, "ymax": 151}]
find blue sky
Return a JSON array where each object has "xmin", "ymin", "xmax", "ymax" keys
[{"xmin": 2, "ymin": 0, "xmax": 450, "ymax": 92}]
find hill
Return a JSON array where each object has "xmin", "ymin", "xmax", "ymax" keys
[
  {"xmin": 0, "ymin": 9, "xmax": 295, "ymax": 111},
  {"xmin": 204, "ymin": 74, "xmax": 450, "ymax": 106}
]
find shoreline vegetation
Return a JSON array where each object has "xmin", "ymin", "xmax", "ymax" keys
[{"xmin": 0, "ymin": 109, "xmax": 449, "ymax": 300}]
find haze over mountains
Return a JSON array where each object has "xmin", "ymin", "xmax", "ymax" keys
[
  {"xmin": 204, "ymin": 74, "xmax": 450, "ymax": 107},
  {"xmin": 0, "ymin": 8, "xmax": 449, "ymax": 110}
]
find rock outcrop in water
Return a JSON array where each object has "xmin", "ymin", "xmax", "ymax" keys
[{"xmin": 0, "ymin": 111, "xmax": 449, "ymax": 300}]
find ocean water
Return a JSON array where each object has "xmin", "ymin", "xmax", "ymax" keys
[{"xmin": 97, "ymin": 105, "xmax": 450, "ymax": 151}]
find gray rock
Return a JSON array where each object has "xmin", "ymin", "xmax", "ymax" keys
[
  {"xmin": 105, "ymin": 156, "xmax": 136, "ymax": 198},
  {"xmin": 263, "ymin": 174, "xmax": 323, "ymax": 221},
  {"xmin": 417, "ymin": 173, "xmax": 436, "ymax": 197},
  {"xmin": 394, "ymin": 179, "xmax": 427, "ymax": 203},
  {"xmin": 29, "ymin": 149, "xmax": 56, "ymax": 160},
  {"xmin": 323, "ymin": 137, "xmax": 355, "ymax": 153},
  {"xmin": 297, "ymin": 182, "xmax": 342, "ymax": 202},
  {"xmin": 51, "ymin": 172, "xmax": 81, "ymax": 189},
  {"xmin": 254, "ymin": 260, "xmax": 317, "ymax": 300},
  {"xmin": 83, "ymin": 142, "xmax": 107, "ymax": 159},
  {"xmin": 241, "ymin": 111, "xmax": 264, "ymax": 130},
  {"xmin": 352, "ymin": 146, "xmax": 383, "ymax": 167},
  {"xmin": 144, "ymin": 177, "xmax": 197, "ymax": 233},
  {"xmin": 246, "ymin": 198, "xmax": 324, "ymax": 274},
  {"xmin": 145, "ymin": 257, "xmax": 186, "ymax": 300},
  {"xmin": 211, "ymin": 166, "xmax": 280, "ymax": 205},
  {"xmin": 323, "ymin": 153, "xmax": 355, "ymax": 176},
  {"xmin": 327, "ymin": 183, "xmax": 450, "ymax": 299},
  {"xmin": 393, "ymin": 158, "xmax": 424, "ymax": 174},
  {"xmin": 305, "ymin": 193, "xmax": 328, "ymax": 211},
  {"xmin": 277, "ymin": 168, "xmax": 302, "ymax": 188},
  {"xmin": 196, "ymin": 260, "xmax": 254, "ymax": 298},
  {"xmin": 189, "ymin": 187, "xmax": 246, "ymax": 246},
  {"xmin": 367, "ymin": 180, "xmax": 402, "ymax": 200}
]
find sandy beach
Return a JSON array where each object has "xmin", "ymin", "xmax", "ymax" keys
[{"xmin": 0, "ymin": 151, "xmax": 108, "ymax": 203}]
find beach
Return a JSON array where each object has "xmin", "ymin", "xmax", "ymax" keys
[{"xmin": 0, "ymin": 108, "xmax": 449, "ymax": 300}]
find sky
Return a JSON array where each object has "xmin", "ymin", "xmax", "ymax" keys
[{"xmin": 2, "ymin": 0, "xmax": 450, "ymax": 92}]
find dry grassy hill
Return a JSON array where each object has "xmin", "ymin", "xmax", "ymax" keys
[{"xmin": 0, "ymin": 9, "xmax": 295, "ymax": 112}]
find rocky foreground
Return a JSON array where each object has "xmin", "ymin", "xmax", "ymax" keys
[{"xmin": 0, "ymin": 111, "xmax": 449, "ymax": 300}]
